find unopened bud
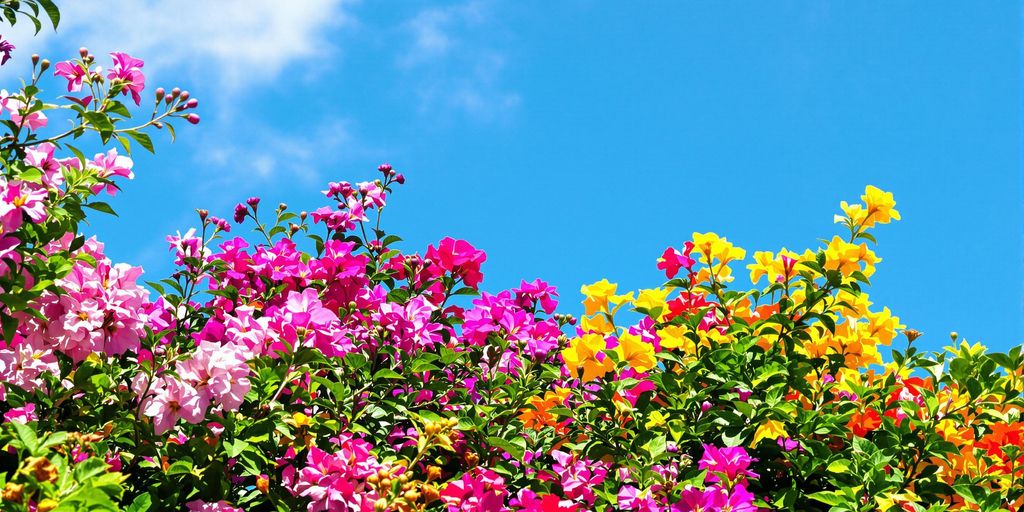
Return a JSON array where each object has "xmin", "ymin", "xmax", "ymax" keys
[
  {"xmin": 289, "ymin": 223, "xmax": 300, "ymax": 234},
  {"xmin": 197, "ymin": 209, "xmax": 208, "ymax": 221},
  {"xmin": 394, "ymin": 173, "xmax": 405, "ymax": 184},
  {"xmin": 179, "ymin": 90, "xmax": 190, "ymax": 101},
  {"xmin": 164, "ymin": 94, "xmax": 173, "ymax": 104},
  {"xmin": 154, "ymin": 121, "xmax": 164, "ymax": 129},
  {"xmin": 171, "ymin": 87, "xmax": 181, "ymax": 98},
  {"xmin": 186, "ymin": 113, "xmax": 200, "ymax": 125},
  {"xmin": 155, "ymin": 87, "xmax": 165, "ymax": 100},
  {"xmin": 31, "ymin": 54, "xmax": 39, "ymax": 65},
  {"xmin": 903, "ymin": 329, "xmax": 922, "ymax": 343},
  {"xmin": 39, "ymin": 59, "xmax": 50, "ymax": 72},
  {"xmin": 378, "ymin": 162, "xmax": 392, "ymax": 173},
  {"xmin": 277, "ymin": 202, "xmax": 287, "ymax": 211},
  {"xmin": 86, "ymin": 54, "xmax": 95, "ymax": 63},
  {"xmin": 186, "ymin": 98, "xmax": 198, "ymax": 109},
  {"xmin": 950, "ymin": 332, "xmax": 958, "ymax": 341},
  {"xmin": 299, "ymin": 211, "xmax": 307, "ymax": 221},
  {"xmin": 374, "ymin": 498, "xmax": 388, "ymax": 512},
  {"xmin": 79, "ymin": 47, "xmax": 89, "ymax": 58}
]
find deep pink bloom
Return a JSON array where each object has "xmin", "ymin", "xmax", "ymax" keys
[
  {"xmin": 511, "ymin": 490, "xmax": 579, "ymax": 512},
  {"xmin": 0, "ymin": 37, "xmax": 13, "ymax": 65},
  {"xmin": 106, "ymin": 52, "xmax": 145, "ymax": 105},
  {"xmin": 698, "ymin": 444, "xmax": 759, "ymax": 484},
  {"xmin": 657, "ymin": 242, "xmax": 696, "ymax": 279},
  {"xmin": 426, "ymin": 237, "xmax": 487, "ymax": 288},
  {"xmin": 550, "ymin": 450, "xmax": 608, "ymax": 505},
  {"xmin": 283, "ymin": 433, "xmax": 385, "ymax": 512},
  {"xmin": 3, "ymin": 403, "xmax": 37, "ymax": 423},
  {"xmin": 54, "ymin": 60, "xmax": 87, "ymax": 92},
  {"xmin": 185, "ymin": 500, "xmax": 243, "ymax": 512},
  {"xmin": 23, "ymin": 142, "xmax": 72, "ymax": 189},
  {"xmin": 439, "ymin": 467, "xmax": 509, "ymax": 512}
]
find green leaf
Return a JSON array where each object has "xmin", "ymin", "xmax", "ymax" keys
[
  {"xmin": 807, "ymin": 491, "xmax": 846, "ymax": 506},
  {"xmin": 38, "ymin": 0, "xmax": 60, "ymax": 29},
  {"xmin": 126, "ymin": 130, "xmax": 155, "ymax": 153},
  {"xmin": 486, "ymin": 436, "xmax": 526, "ymax": 461},
  {"xmin": 84, "ymin": 202, "xmax": 118, "ymax": 216},
  {"xmin": 123, "ymin": 493, "xmax": 153, "ymax": 512}
]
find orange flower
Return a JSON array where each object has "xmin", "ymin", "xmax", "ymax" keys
[{"xmin": 847, "ymin": 408, "xmax": 882, "ymax": 437}]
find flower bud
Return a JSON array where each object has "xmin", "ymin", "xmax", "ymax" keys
[
  {"xmin": 289, "ymin": 223, "xmax": 300, "ymax": 235},
  {"xmin": 155, "ymin": 87, "xmax": 165, "ymax": 100},
  {"xmin": 422, "ymin": 483, "xmax": 440, "ymax": 503},
  {"xmin": 394, "ymin": 173, "xmax": 405, "ymax": 184},
  {"xmin": 299, "ymin": 211, "xmax": 307, "ymax": 221},
  {"xmin": 378, "ymin": 162, "xmax": 392, "ymax": 173},
  {"xmin": 197, "ymin": 209, "xmax": 208, "ymax": 221},
  {"xmin": 164, "ymin": 94, "xmax": 173, "ymax": 104},
  {"xmin": 903, "ymin": 328, "xmax": 922, "ymax": 343},
  {"xmin": 154, "ymin": 121, "xmax": 164, "ymax": 129},
  {"xmin": 79, "ymin": 47, "xmax": 89, "ymax": 58},
  {"xmin": 426, "ymin": 465, "xmax": 442, "ymax": 481},
  {"xmin": 39, "ymin": 59, "xmax": 50, "ymax": 72},
  {"xmin": 278, "ymin": 202, "xmax": 287, "ymax": 211},
  {"xmin": 171, "ymin": 87, "xmax": 181, "ymax": 98},
  {"xmin": 86, "ymin": 54, "xmax": 95, "ymax": 63},
  {"xmin": 31, "ymin": 54, "xmax": 39, "ymax": 65},
  {"xmin": 179, "ymin": 90, "xmax": 190, "ymax": 101},
  {"xmin": 950, "ymin": 331, "xmax": 958, "ymax": 341},
  {"xmin": 374, "ymin": 498, "xmax": 388, "ymax": 512},
  {"xmin": 186, "ymin": 98, "xmax": 199, "ymax": 109},
  {"xmin": 186, "ymin": 113, "xmax": 200, "ymax": 125}
]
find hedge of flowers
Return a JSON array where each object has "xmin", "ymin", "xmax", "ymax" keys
[{"xmin": 0, "ymin": 4, "xmax": 1022, "ymax": 511}]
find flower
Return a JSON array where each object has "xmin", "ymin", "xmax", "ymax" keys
[
  {"xmin": 0, "ymin": 37, "xmax": 13, "ymax": 65},
  {"xmin": 561, "ymin": 334, "xmax": 613, "ymax": 381},
  {"xmin": 106, "ymin": 52, "xmax": 145, "ymax": 105},
  {"xmin": 615, "ymin": 332, "xmax": 657, "ymax": 373},
  {"xmin": 426, "ymin": 237, "xmax": 487, "ymax": 288},
  {"xmin": 847, "ymin": 408, "xmax": 882, "ymax": 437},
  {"xmin": 657, "ymin": 242, "xmax": 695, "ymax": 279},
  {"xmin": 698, "ymin": 444, "xmax": 758, "ymax": 484},
  {"xmin": 54, "ymin": 60, "xmax": 87, "ymax": 92}
]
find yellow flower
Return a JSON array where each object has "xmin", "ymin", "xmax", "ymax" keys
[
  {"xmin": 580, "ymin": 279, "xmax": 617, "ymax": 316},
  {"xmin": 645, "ymin": 410, "xmax": 668, "ymax": 429},
  {"xmin": 580, "ymin": 313, "xmax": 615, "ymax": 335},
  {"xmin": 752, "ymin": 419, "xmax": 787, "ymax": 446},
  {"xmin": 861, "ymin": 185, "xmax": 900, "ymax": 227},
  {"xmin": 857, "ymin": 307, "xmax": 904, "ymax": 346},
  {"xmin": 634, "ymin": 288, "xmax": 670, "ymax": 319},
  {"xmin": 824, "ymin": 236, "xmax": 880, "ymax": 277},
  {"xmin": 562, "ymin": 334, "xmax": 614, "ymax": 381},
  {"xmin": 836, "ymin": 290, "xmax": 873, "ymax": 319},
  {"xmin": 691, "ymin": 232, "xmax": 746, "ymax": 265},
  {"xmin": 746, "ymin": 248, "xmax": 800, "ymax": 285},
  {"xmin": 658, "ymin": 325, "xmax": 695, "ymax": 352},
  {"xmin": 615, "ymin": 332, "xmax": 657, "ymax": 373}
]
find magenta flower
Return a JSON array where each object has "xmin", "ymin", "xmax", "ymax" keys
[
  {"xmin": 657, "ymin": 242, "xmax": 696, "ymax": 279},
  {"xmin": 185, "ymin": 500, "xmax": 243, "ymax": 512},
  {"xmin": 698, "ymin": 444, "xmax": 759, "ymax": 484},
  {"xmin": 54, "ymin": 60, "xmax": 87, "ymax": 92},
  {"xmin": 438, "ymin": 467, "xmax": 509, "ymax": 512},
  {"xmin": 3, "ymin": 403, "xmax": 37, "ymax": 424},
  {"xmin": 550, "ymin": 450, "xmax": 608, "ymax": 505},
  {"xmin": 283, "ymin": 434, "xmax": 385, "ymax": 512},
  {"xmin": 426, "ymin": 237, "xmax": 487, "ymax": 288},
  {"xmin": 106, "ymin": 52, "xmax": 146, "ymax": 105},
  {"xmin": 0, "ymin": 37, "xmax": 14, "ymax": 65},
  {"xmin": 0, "ymin": 179, "xmax": 47, "ymax": 232}
]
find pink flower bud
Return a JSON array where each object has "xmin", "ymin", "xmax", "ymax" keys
[
  {"xmin": 155, "ymin": 87, "xmax": 165, "ymax": 99},
  {"xmin": 185, "ymin": 98, "xmax": 198, "ymax": 109},
  {"xmin": 171, "ymin": 87, "xmax": 181, "ymax": 98},
  {"xmin": 179, "ymin": 90, "xmax": 189, "ymax": 101},
  {"xmin": 79, "ymin": 47, "xmax": 88, "ymax": 58},
  {"xmin": 394, "ymin": 173, "xmax": 406, "ymax": 184},
  {"xmin": 186, "ymin": 114, "xmax": 200, "ymax": 125},
  {"xmin": 378, "ymin": 163, "xmax": 392, "ymax": 173}
]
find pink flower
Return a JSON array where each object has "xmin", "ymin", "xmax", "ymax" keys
[
  {"xmin": 513, "ymin": 279, "xmax": 559, "ymax": 314},
  {"xmin": 3, "ymin": 403, "xmax": 37, "ymax": 423},
  {"xmin": 698, "ymin": 444, "xmax": 759, "ymax": 484},
  {"xmin": 54, "ymin": 60, "xmax": 87, "ymax": 92},
  {"xmin": 176, "ymin": 341, "xmax": 251, "ymax": 411},
  {"xmin": 185, "ymin": 500, "xmax": 243, "ymax": 512},
  {"xmin": 426, "ymin": 237, "xmax": 487, "ymax": 288},
  {"xmin": 89, "ymin": 148, "xmax": 134, "ymax": 195},
  {"xmin": 23, "ymin": 142, "xmax": 74, "ymax": 189},
  {"xmin": 142, "ymin": 376, "xmax": 205, "ymax": 434},
  {"xmin": 0, "ymin": 37, "xmax": 13, "ymax": 65},
  {"xmin": 439, "ymin": 467, "xmax": 509, "ymax": 512},
  {"xmin": 616, "ymin": 486, "xmax": 660, "ymax": 512},
  {"xmin": 550, "ymin": 450, "xmax": 608, "ymax": 505},
  {"xmin": 283, "ymin": 433, "xmax": 385, "ymax": 512},
  {"xmin": 0, "ymin": 179, "xmax": 47, "ymax": 232},
  {"xmin": 0, "ymin": 90, "xmax": 48, "ymax": 130},
  {"xmin": 657, "ymin": 242, "xmax": 696, "ymax": 279},
  {"xmin": 106, "ymin": 52, "xmax": 145, "ymax": 105},
  {"xmin": 511, "ymin": 490, "xmax": 579, "ymax": 512}
]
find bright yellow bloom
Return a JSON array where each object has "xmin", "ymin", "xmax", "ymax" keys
[
  {"xmin": 561, "ymin": 334, "xmax": 614, "ymax": 381},
  {"xmin": 634, "ymin": 288, "xmax": 670, "ymax": 319},
  {"xmin": 580, "ymin": 279, "xmax": 617, "ymax": 316},
  {"xmin": 615, "ymin": 332, "xmax": 657, "ymax": 373},
  {"xmin": 836, "ymin": 290, "xmax": 873, "ymax": 319},
  {"xmin": 824, "ymin": 236, "xmax": 880, "ymax": 277},
  {"xmin": 691, "ymin": 232, "xmax": 746, "ymax": 265},
  {"xmin": 857, "ymin": 307, "xmax": 904, "ymax": 346},
  {"xmin": 580, "ymin": 313, "xmax": 615, "ymax": 335},
  {"xmin": 752, "ymin": 419, "xmax": 787, "ymax": 446},
  {"xmin": 747, "ymin": 248, "xmax": 800, "ymax": 285},
  {"xmin": 645, "ymin": 410, "xmax": 668, "ymax": 429},
  {"xmin": 657, "ymin": 325, "xmax": 697, "ymax": 353},
  {"xmin": 861, "ymin": 185, "xmax": 900, "ymax": 227}
]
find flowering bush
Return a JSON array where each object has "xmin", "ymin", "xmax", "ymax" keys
[{"xmin": 0, "ymin": 4, "xmax": 1022, "ymax": 512}]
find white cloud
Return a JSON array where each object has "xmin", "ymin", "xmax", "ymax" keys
[
  {"xmin": 3, "ymin": 0, "xmax": 353, "ymax": 89},
  {"xmin": 396, "ymin": 1, "xmax": 519, "ymax": 121}
]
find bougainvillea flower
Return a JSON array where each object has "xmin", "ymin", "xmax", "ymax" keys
[
  {"xmin": 698, "ymin": 444, "xmax": 759, "ymax": 484},
  {"xmin": 107, "ymin": 52, "xmax": 146, "ymax": 105},
  {"xmin": 847, "ymin": 408, "xmax": 882, "ymax": 437},
  {"xmin": 54, "ymin": 60, "xmax": 87, "ymax": 92},
  {"xmin": 657, "ymin": 242, "xmax": 695, "ymax": 279}
]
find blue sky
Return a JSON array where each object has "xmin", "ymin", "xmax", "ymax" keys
[{"xmin": 3, "ymin": 1, "xmax": 1020, "ymax": 351}]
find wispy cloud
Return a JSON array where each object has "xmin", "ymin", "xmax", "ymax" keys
[
  {"xmin": 8, "ymin": 0, "xmax": 355, "ymax": 90},
  {"xmin": 396, "ymin": 1, "xmax": 520, "ymax": 121}
]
